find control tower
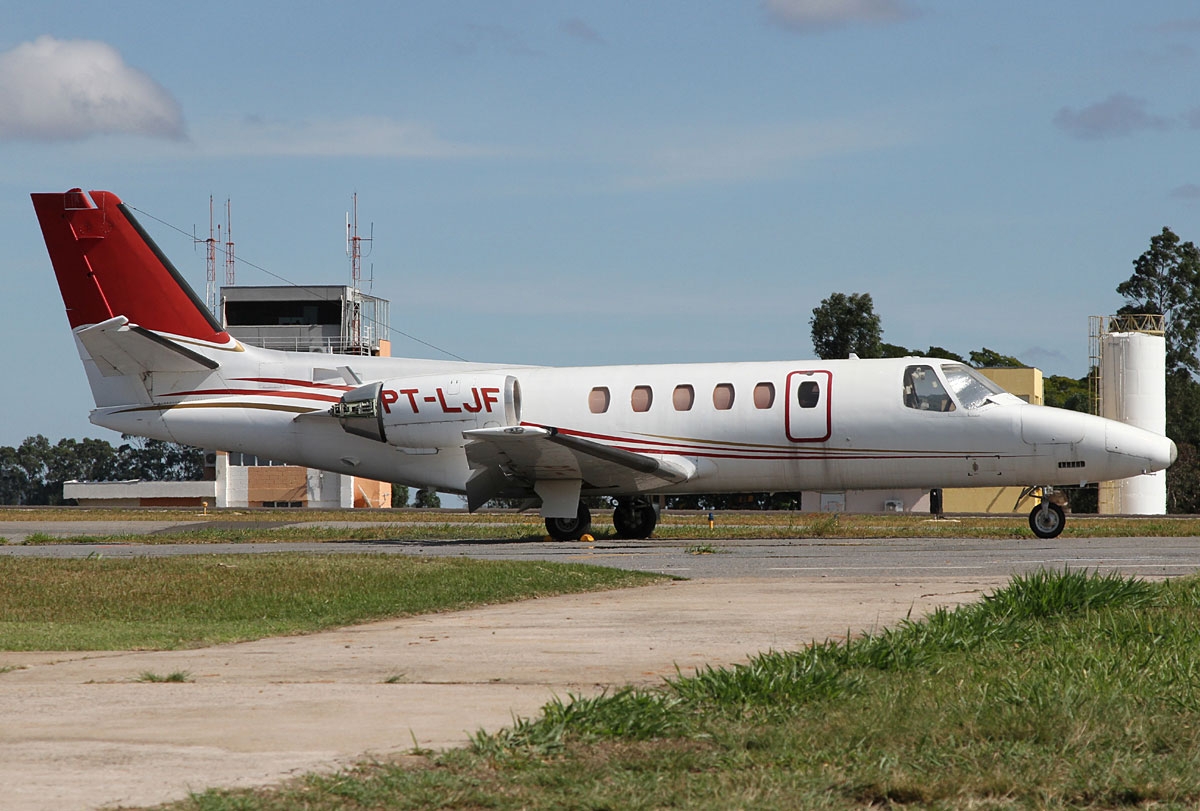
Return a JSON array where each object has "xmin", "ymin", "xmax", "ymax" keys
[{"xmin": 221, "ymin": 285, "xmax": 390, "ymax": 356}]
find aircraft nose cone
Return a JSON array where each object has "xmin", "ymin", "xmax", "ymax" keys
[{"xmin": 1170, "ymin": 438, "xmax": 1179, "ymax": 467}]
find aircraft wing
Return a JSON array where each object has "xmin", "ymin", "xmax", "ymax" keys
[
  {"xmin": 462, "ymin": 425, "xmax": 695, "ymax": 512},
  {"xmin": 75, "ymin": 316, "xmax": 219, "ymax": 377}
]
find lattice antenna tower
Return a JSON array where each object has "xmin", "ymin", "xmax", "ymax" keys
[
  {"xmin": 197, "ymin": 196, "xmax": 219, "ymax": 315},
  {"xmin": 224, "ymin": 199, "xmax": 235, "ymax": 286},
  {"xmin": 345, "ymin": 193, "xmax": 374, "ymax": 351}
]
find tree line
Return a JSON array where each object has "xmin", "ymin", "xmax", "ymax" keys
[
  {"xmin": 0, "ymin": 435, "xmax": 203, "ymax": 506},
  {"xmin": 810, "ymin": 226, "xmax": 1200, "ymax": 513}
]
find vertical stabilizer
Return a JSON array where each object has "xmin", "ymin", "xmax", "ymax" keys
[{"xmin": 31, "ymin": 189, "xmax": 230, "ymax": 344}]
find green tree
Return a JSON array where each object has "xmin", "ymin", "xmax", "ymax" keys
[
  {"xmin": 810, "ymin": 292, "xmax": 882, "ymax": 360},
  {"xmin": 1043, "ymin": 374, "xmax": 1090, "ymax": 413},
  {"xmin": 1163, "ymin": 378, "xmax": 1200, "ymax": 513},
  {"xmin": 1167, "ymin": 441, "xmax": 1200, "ymax": 513},
  {"xmin": 969, "ymin": 348, "xmax": 1024, "ymax": 368},
  {"xmin": 1116, "ymin": 226, "xmax": 1200, "ymax": 377},
  {"xmin": 117, "ymin": 436, "xmax": 203, "ymax": 481},
  {"xmin": 390, "ymin": 484, "xmax": 410, "ymax": 508},
  {"xmin": 413, "ymin": 488, "xmax": 441, "ymax": 508},
  {"xmin": 924, "ymin": 346, "xmax": 967, "ymax": 362},
  {"xmin": 15, "ymin": 435, "xmax": 54, "ymax": 504},
  {"xmin": 0, "ymin": 444, "xmax": 30, "ymax": 505}
]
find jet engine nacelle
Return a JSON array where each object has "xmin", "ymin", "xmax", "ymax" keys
[{"xmin": 332, "ymin": 373, "xmax": 521, "ymax": 448}]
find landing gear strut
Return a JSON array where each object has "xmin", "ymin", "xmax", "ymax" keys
[
  {"xmin": 612, "ymin": 496, "xmax": 658, "ymax": 539},
  {"xmin": 545, "ymin": 501, "xmax": 592, "ymax": 542},
  {"xmin": 1028, "ymin": 493, "xmax": 1065, "ymax": 539}
]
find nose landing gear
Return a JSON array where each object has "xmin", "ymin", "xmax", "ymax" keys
[{"xmin": 1028, "ymin": 494, "xmax": 1066, "ymax": 539}]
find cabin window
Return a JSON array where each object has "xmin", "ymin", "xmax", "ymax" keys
[
  {"xmin": 753, "ymin": 382, "xmax": 775, "ymax": 409},
  {"xmin": 713, "ymin": 383, "xmax": 735, "ymax": 410},
  {"xmin": 673, "ymin": 384, "xmax": 695, "ymax": 411},
  {"xmin": 942, "ymin": 364, "xmax": 1005, "ymax": 410},
  {"xmin": 902, "ymin": 365, "xmax": 955, "ymax": 412},
  {"xmin": 588, "ymin": 387, "xmax": 611, "ymax": 414},
  {"xmin": 631, "ymin": 385, "xmax": 653, "ymax": 413},
  {"xmin": 797, "ymin": 381, "xmax": 820, "ymax": 409}
]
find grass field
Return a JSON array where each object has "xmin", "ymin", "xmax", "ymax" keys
[
  {"xmin": 7, "ymin": 506, "xmax": 1200, "ymax": 543},
  {"xmin": 166, "ymin": 570, "xmax": 1200, "ymax": 810},
  {"xmin": 0, "ymin": 554, "xmax": 667, "ymax": 650}
]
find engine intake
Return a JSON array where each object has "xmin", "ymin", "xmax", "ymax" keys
[{"xmin": 332, "ymin": 373, "xmax": 521, "ymax": 448}]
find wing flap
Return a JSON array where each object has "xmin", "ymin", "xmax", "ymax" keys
[{"xmin": 463, "ymin": 425, "xmax": 696, "ymax": 511}]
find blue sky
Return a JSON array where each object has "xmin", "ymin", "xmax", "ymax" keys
[{"xmin": 2, "ymin": 1, "xmax": 1199, "ymax": 447}]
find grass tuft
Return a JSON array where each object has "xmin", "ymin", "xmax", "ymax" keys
[{"xmin": 137, "ymin": 670, "xmax": 193, "ymax": 683}]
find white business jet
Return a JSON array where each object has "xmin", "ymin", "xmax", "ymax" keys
[{"xmin": 31, "ymin": 189, "xmax": 1176, "ymax": 540}]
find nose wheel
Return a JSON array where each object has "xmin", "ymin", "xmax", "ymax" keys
[{"xmin": 1028, "ymin": 499, "xmax": 1065, "ymax": 539}]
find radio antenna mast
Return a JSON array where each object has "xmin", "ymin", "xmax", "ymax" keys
[
  {"xmin": 345, "ymin": 193, "xmax": 374, "ymax": 352},
  {"xmin": 223, "ymin": 199, "xmax": 235, "ymax": 287}
]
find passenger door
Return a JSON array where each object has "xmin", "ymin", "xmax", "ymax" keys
[{"xmin": 786, "ymin": 370, "xmax": 832, "ymax": 442}]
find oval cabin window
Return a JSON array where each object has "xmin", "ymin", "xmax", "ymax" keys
[
  {"xmin": 588, "ymin": 387, "xmax": 611, "ymax": 414},
  {"xmin": 753, "ymin": 382, "xmax": 775, "ymax": 409},
  {"xmin": 713, "ymin": 383, "xmax": 735, "ymax": 411},
  {"xmin": 673, "ymin": 384, "xmax": 695, "ymax": 411},
  {"xmin": 631, "ymin": 385, "xmax": 653, "ymax": 413}
]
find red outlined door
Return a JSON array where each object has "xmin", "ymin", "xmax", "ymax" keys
[{"xmin": 786, "ymin": 370, "xmax": 832, "ymax": 442}]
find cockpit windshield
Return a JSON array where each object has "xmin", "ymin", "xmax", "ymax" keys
[
  {"xmin": 941, "ymin": 363, "xmax": 1005, "ymax": 410},
  {"xmin": 903, "ymin": 363, "xmax": 1008, "ymax": 412}
]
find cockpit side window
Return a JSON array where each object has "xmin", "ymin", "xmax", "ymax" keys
[
  {"xmin": 941, "ymin": 364, "xmax": 1005, "ymax": 410},
  {"xmin": 903, "ymin": 364, "xmax": 956, "ymax": 412}
]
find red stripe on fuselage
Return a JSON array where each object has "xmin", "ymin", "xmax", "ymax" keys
[
  {"xmin": 164, "ymin": 388, "xmax": 343, "ymax": 403},
  {"xmin": 522, "ymin": 422, "xmax": 1018, "ymax": 463},
  {"xmin": 233, "ymin": 377, "xmax": 355, "ymax": 392}
]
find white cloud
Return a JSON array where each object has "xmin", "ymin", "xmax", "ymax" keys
[
  {"xmin": 198, "ymin": 115, "xmax": 497, "ymax": 159},
  {"xmin": 0, "ymin": 36, "xmax": 185, "ymax": 141},
  {"xmin": 764, "ymin": 0, "xmax": 919, "ymax": 31}
]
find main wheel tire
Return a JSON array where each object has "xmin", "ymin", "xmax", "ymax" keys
[
  {"xmin": 545, "ymin": 502, "xmax": 592, "ymax": 542},
  {"xmin": 1028, "ymin": 501, "xmax": 1065, "ymax": 539},
  {"xmin": 612, "ymin": 497, "xmax": 658, "ymax": 539}
]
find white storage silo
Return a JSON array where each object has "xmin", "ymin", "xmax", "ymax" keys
[{"xmin": 1097, "ymin": 318, "xmax": 1167, "ymax": 515}]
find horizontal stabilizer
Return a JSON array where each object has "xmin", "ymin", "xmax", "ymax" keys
[{"xmin": 76, "ymin": 316, "xmax": 219, "ymax": 377}]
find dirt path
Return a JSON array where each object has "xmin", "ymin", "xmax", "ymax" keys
[{"xmin": 0, "ymin": 576, "xmax": 1000, "ymax": 810}]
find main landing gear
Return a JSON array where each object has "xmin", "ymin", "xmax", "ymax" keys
[
  {"xmin": 1028, "ymin": 491, "xmax": 1066, "ymax": 539},
  {"xmin": 544, "ymin": 497, "xmax": 659, "ymax": 541},
  {"xmin": 612, "ymin": 496, "xmax": 658, "ymax": 539},
  {"xmin": 545, "ymin": 502, "xmax": 592, "ymax": 542}
]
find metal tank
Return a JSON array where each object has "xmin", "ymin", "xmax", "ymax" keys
[{"xmin": 1096, "ymin": 315, "xmax": 1167, "ymax": 515}]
